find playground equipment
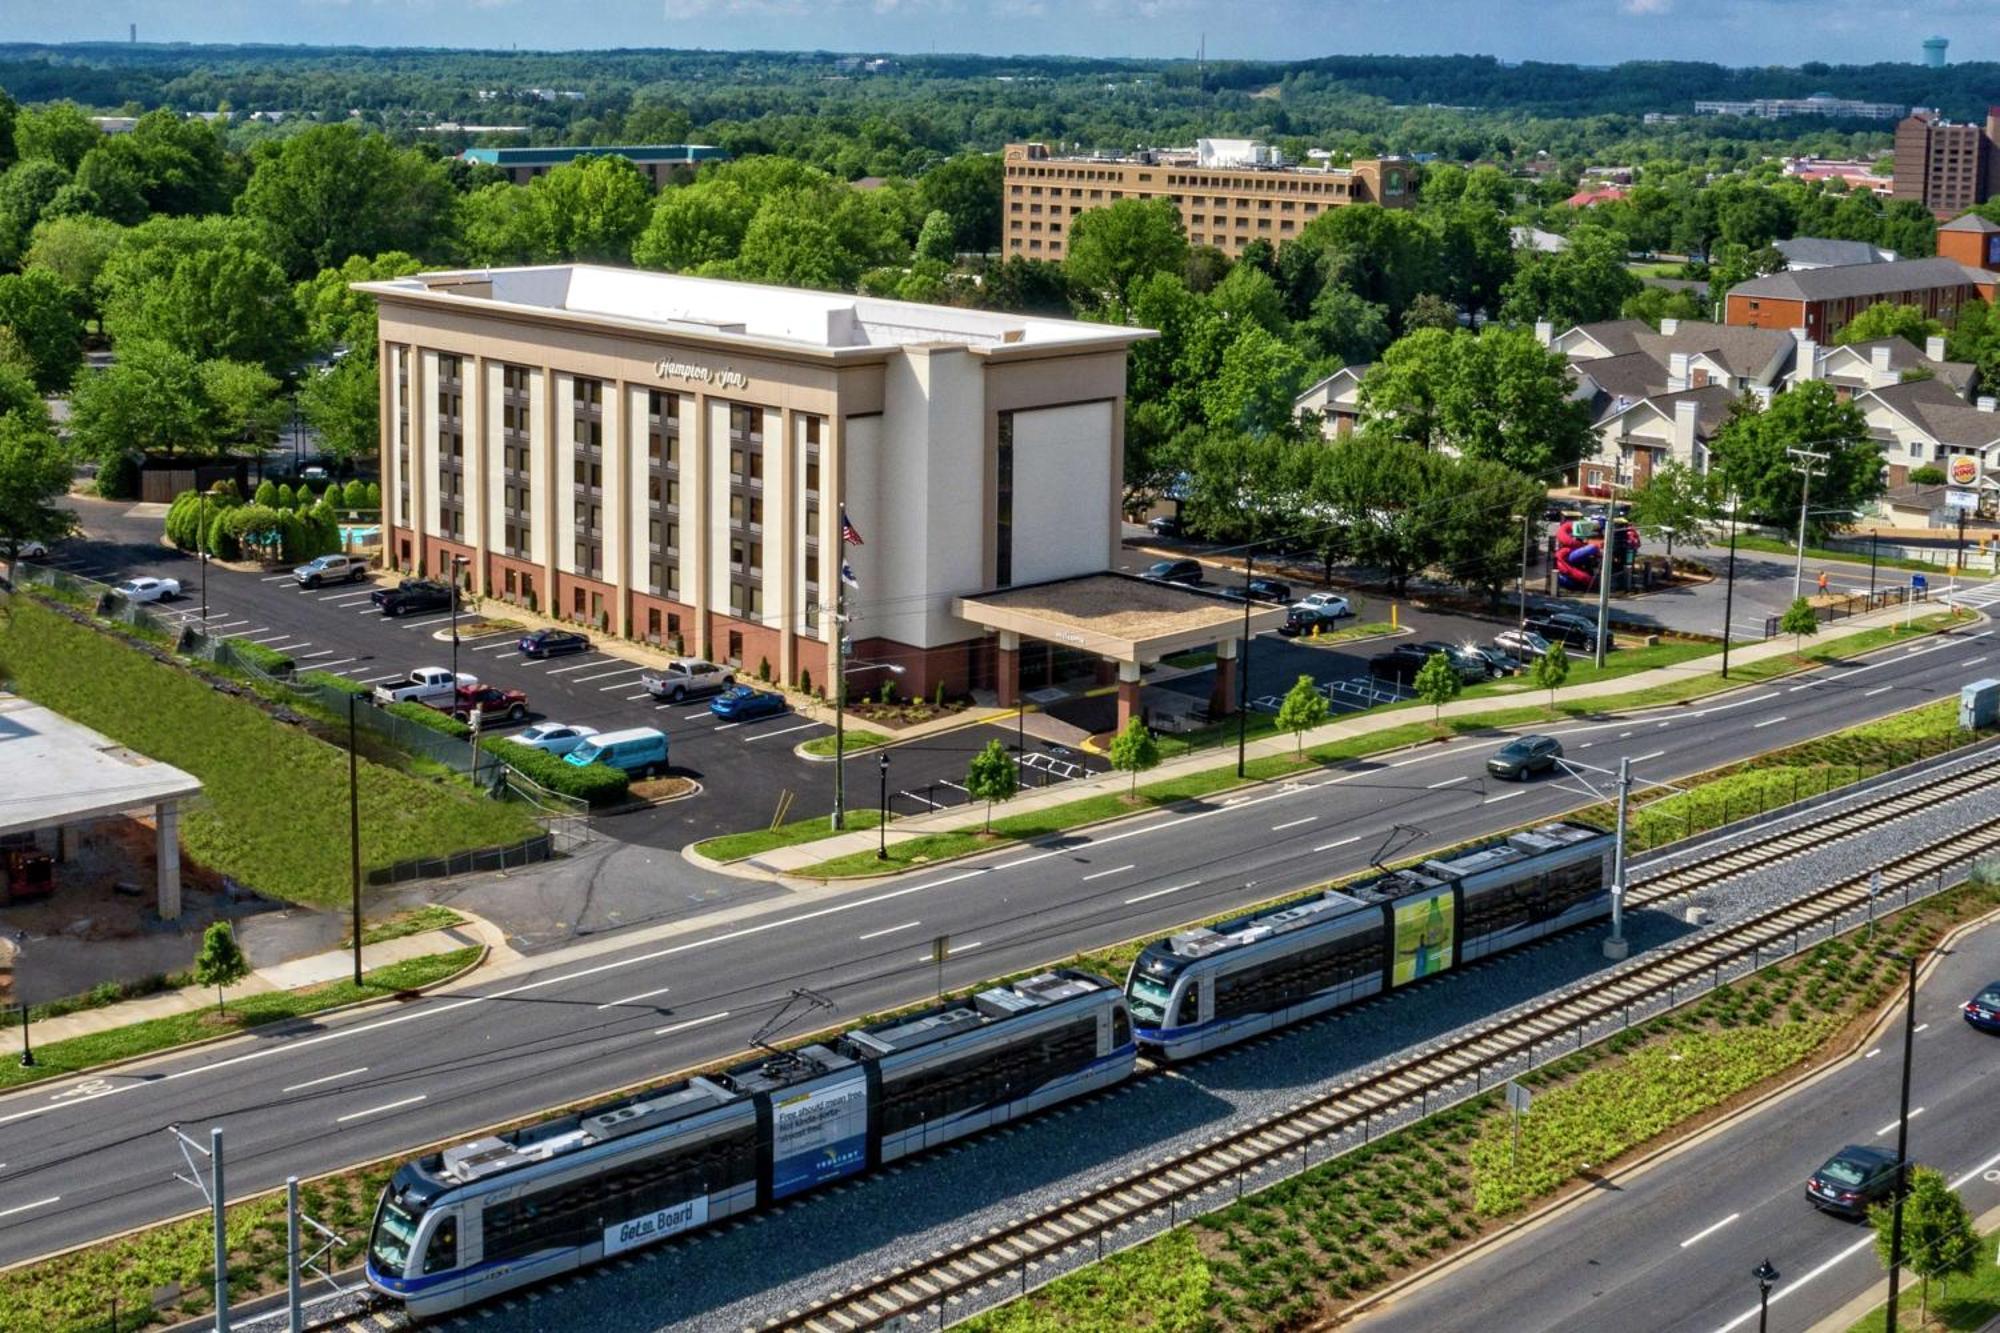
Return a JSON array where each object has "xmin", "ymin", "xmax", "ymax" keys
[{"xmin": 1552, "ymin": 516, "xmax": 1641, "ymax": 591}]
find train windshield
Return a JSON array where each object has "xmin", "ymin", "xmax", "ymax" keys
[
  {"xmin": 368, "ymin": 1191, "xmax": 423, "ymax": 1277},
  {"xmin": 1127, "ymin": 975, "xmax": 1174, "ymax": 1026}
]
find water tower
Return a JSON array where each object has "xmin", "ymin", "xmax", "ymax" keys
[{"xmin": 1924, "ymin": 36, "xmax": 1949, "ymax": 68}]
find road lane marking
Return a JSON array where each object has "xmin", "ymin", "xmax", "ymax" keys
[
  {"xmin": 745, "ymin": 721, "xmax": 820, "ymax": 741},
  {"xmin": 1271, "ymin": 816, "xmax": 1318, "ymax": 831},
  {"xmin": 1863, "ymin": 686, "xmax": 1893, "ymax": 698},
  {"xmin": 1864, "ymin": 1047, "xmax": 1881, "ymax": 1059},
  {"xmin": 1619, "ymin": 731, "xmax": 1633, "ymax": 739},
  {"xmin": 1679, "ymin": 1212, "xmax": 1739, "ymax": 1248},
  {"xmin": 1632, "ymin": 750, "xmax": 1665, "ymax": 763},
  {"xmin": 595, "ymin": 986, "xmax": 670, "ymax": 1011},
  {"xmin": 857, "ymin": 920, "xmax": 921, "ymax": 941},
  {"xmin": 1753, "ymin": 716, "xmax": 1787, "ymax": 728},
  {"xmin": 1081, "ymin": 864, "xmax": 1135, "ymax": 882},
  {"xmin": 282, "ymin": 1067, "xmax": 367, "ymax": 1093},
  {"xmin": 1876, "ymin": 1107, "xmax": 1925, "ymax": 1137},
  {"xmin": 1483, "ymin": 790, "xmax": 1524, "ymax": 805},
  {"xmin": 1313, "ymin": 835, "xmax": 1361, "ymax": 852},
  {"xmin": 1966, "ymin": 656, "xmax": 1989, "ymax": 667},
  {"xmin": 335, "ymin": 1094, "xmax": 427, "ymax": 1124},
  {"xmin": 0, "ymin": 1196, "xmax": 59, "ymax": 1220},
  {"xmin": 1426, "ymin": 775, "xmax": 1466, "ymax": 790},
  {"xmin": 1914, "ymin": 1022, "xmax": 1929, "ymax": 1033},
  {"xmin": 655, "ymin": 1012, "xmax": 731, "ymax": 1038},
  {"xmin": 1656, "ymin": 721, "xmax": 1670, "ymax": 728},
  {"xmin": 1127, "ymin": 881, "xmax": 1200, "ymax": 904}
]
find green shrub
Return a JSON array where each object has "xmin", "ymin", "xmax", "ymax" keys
[
  {"xmin": 364, "ymin": 481, "xmax": 381, "ymax": 509},
  {"xmin": 877, "ymin": 680, "xmax": 896, "ymax": 705},
  {"xmin": 276, "ymin": 483, "xmax": 295, "ymax": 509},
  {"xmin": 206, "ymin": 510, "xmax": 238, "ymax": 560},
  {"xmin": 301, "ymin": 670, "xmax": 369, "ymax": 696},
  {"xmin": 386, "ymin": 700, "xmax": 471, "ymax": 739},
  {"xmin": 757, "ymin": 655, "xmax": 772, "ymax": 682},
  {"xmin": 799, "ymin": 668, "xmax": 812, "ymax": 696},
  {"xmin": 485, "ymin": 738, "xmax": 631, "ymax": 807},
  {"xmin": 95, "ymin": 451, "xmax": 141, "ymax": 500},
  {"xmin": 254, "ymin": 479, "xmax": 278, "ymax": 507},
  {"xmin": 229, "ymin": 640, "xmax": 295, "ymax": 676}
]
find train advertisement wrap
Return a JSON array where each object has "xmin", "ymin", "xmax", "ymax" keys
[
  {"xmin": 604, "ymin": 1195, "xmax": 710, "ymax": 1257},
  {"xmin": 771, "ymin": 1073, "xmax": 870, "ymax": 1200},
  {"xmin": 1393, "ymin": 890, "xmax": 1455, "ymax": 984}
]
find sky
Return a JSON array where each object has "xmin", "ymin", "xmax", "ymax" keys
[{"xmin": 11, "ymin": 0, "xmax": 2000, "ymax": 68}]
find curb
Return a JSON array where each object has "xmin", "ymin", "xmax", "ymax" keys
[
  {"xmin": 1326, "ymin": 898, "xmax": 2000, "ymax": 1330},
  {"xmin": 0, "ymin": 943, "xmax": 491, "ymax": 1117}
]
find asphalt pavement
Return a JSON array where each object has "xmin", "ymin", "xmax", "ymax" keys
[
  {"xmin": 0, "ymin": 607, "xmax": 1993, "ymax": 1269},
  {"xmin": 1357, "ymin": 916, "xmax": 2000, "ymax": 1333}
]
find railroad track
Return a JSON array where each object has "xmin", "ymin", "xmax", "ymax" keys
[{"xmin": 763, "ymin": 799, "xmax": 2000, "ymax": 1332}]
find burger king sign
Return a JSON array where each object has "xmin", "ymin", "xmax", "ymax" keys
[{"xmin": 1948, "ymin": 456, "xmax": 1982, "ymax": 487}]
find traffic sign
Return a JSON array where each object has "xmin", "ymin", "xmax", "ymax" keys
[{"xmin": 1505, "ymin": 1080, "xmax": 1533, "ymax": 1114}]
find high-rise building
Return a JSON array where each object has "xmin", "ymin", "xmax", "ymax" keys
[
  {"xmin": 1892, "ymin": 109, "xmax": 2000, "ymax": 217},
  {"xmin": 1000, "ymin": 141, "xmax": 1416, "ymax": 263}
]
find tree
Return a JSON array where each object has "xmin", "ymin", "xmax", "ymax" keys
[
  {"xmin": 632, "ymin": 177, "xmax": 759, "ymax": 271},
  {"xmin": 299, "ymin": 353, "xmax": 381, "ymax": 467},
  {"xmin": 964, "ymin": 737, "xmax": 1018, "ymax": 832},
  {"xmin": 1909, "ymin": 464, "xmax": 1948, "ymax": 485},
  {"xmin": 1400, "ymin": 291, "xmax": 1460, "ymax": 331},
  {"xmin": 1622, "ymin": 285, "xmax": 1708, "ymax": 328},
  {"xmin": 1628, "ymin": 460, "xmax": 1724, "ymax": 556},
  {"xmin": 917, "ymin": 152, "xmax": 1002, "ymax": 253},
  {"xmin": 1361, "ymin": 325, "xmax": 1596, "ymax": 477},
  {"xmin": 1275, "ymin": 673, "xmax": 1330, "ymax": 754},
  {"xmin": 1531, "ymin": 640, "xmax": 1570, "ymax": 712},
  {"xmin": 14, "ymin": 102, "xmax": 100, "ymax": 172},
  {"xmin": 1298, "ymin": 281, "xmax": 1392, "ymax": 366},
  {"xmin": 731, "ymin": 192, "xmax": 852, "ymax": 290},
  {"xmin": 0, "ymin": 160, "xmax": 71, "ymax": 270},
  {"xmin": 913, "ymin": 208, "xmax": 956, "ymax": 265},
  {"xmin": 512, "ymin": 155, "xmax": 654, "ymax": 264},
  {"xmin": 1203, "ymin": 325, "xmax": 1309, "ymax": 438},
  {"xmin": 1779, "ymin": 596, "xmax": 1820, "ymax": 654},
  {"xmin": 1833, "ymin": 301, "xmax": 1942, "ymax": 348},
  {"xmin": 0, "ymin": 269, "xmax": 85, "ymax": 392},
  {"xmin": 1499, "ymin": 225, "xmax": 1641, "ymax": 327},
  {"xmin": 1713, "ymin": 381, "xmax": 1881, "ymax": 540},
  {"xmin": 0, "ymin": 412, "xmax": 75, "ymax": 563},
  {"xmin": 1413, "ymin": 651, "xmax": 1463, "ymax": 723},
  {"xmin": 1107, "ymin": 715, "xmax": 1161, "ymax": 795},
  {"xmin": 198, "ymin": 359, "xmax": 285, "ymax": 454},
  {"xmin": 1870, "ymin": 1167, "xmax": 1978, "ymax": 1324},
  {"xmin": 1064, "ymin": 198, "xmax": 1187, "ymax": 305},
  {"xmin": 294, "ymin": 251, "xmax": 425, "ymax": 354},
  {"xmin": 23, "ymin": 214, "xmax": 124, "ymax": 326},
  {"xmin": 235, "ymin": 124, "xmax": 454, "ymax": 277},
  {"xmin": 67, "ymin": 339, "xmax": 210, "ymax": 466},
  {"xmin": 192, "ymin": 920, "xmax": 250, "ymax": 1017},
  {"xmin": 99, "ymin": 218, "xmax": 303, "ymax": 372}
]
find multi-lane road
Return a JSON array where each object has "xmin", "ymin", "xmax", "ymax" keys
[
  {"xmin": 0, "ymin": 587, "xmax": 1993, "ymax": 1270},
  {"xmin": 1360, "ymin": 919, "xmax": 2000, "ymax": 1333}
]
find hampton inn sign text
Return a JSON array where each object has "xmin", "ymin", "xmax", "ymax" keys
[{"xmin": 653, "ymin": 359, "xmax": 748, "ymax": 390}]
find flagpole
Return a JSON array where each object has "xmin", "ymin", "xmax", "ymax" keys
[{"xmin": 832, "ymin": 568, "xmax": 847, "ymax": 831}]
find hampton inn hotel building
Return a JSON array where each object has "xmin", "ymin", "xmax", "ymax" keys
[{"xmin": 360, "ymin": 266, "xmax": 1153, "ymax": 699}]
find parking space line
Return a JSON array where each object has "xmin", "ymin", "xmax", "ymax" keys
[
  {"xmin": 898, "ymin": 789, "xmax": 943, "ymax": 810},
  {"xmin": 311, "ymin": 658, "xmax": 358, "ymax": 671},
  {"xmin": 397, "ymin": 615, "xmax": 454, "ymax": 629},
  {"xmin": 260, "ymin": 574, "xmax": 293, "ymax": 582},
  {"xmin": 320, "ymin": 590, "xmax": 374, "ymax": 603},
  {"xmin": 574, "ymin": 666, "xmax": 648, "ymax": 683},
  {"xmin": 713, "ymin": 721, "xmax": 740, "ymax": 731},
  {"xmin": 602, "ymin": 675, "xmax": 652, "ymax": 691},
  {"xmin": 298, "ymin": 650, "xmax": 336, "ymax": 660},
  {"xmin": 624, "ymin": 692, "xmax": 652, "ymax": 701},
  {"xmin": 473, "ymin": 641, "xmax": 519, "ymax": 652},
  {"xmin": 221, "ymin": 627, "xmax": 269, "ymax": 639},
  {"xmin": 543, "ymin": 658, "xmax": 612, "ymax": 675},
  {"xmin": 745, "ymin": 721, "xmax": 820, "ymax": 742},
  {"xmin": 357, "ymin": 672, "xmax": 405, "ymax": 684}
]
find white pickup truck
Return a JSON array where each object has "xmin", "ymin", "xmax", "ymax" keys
[{"xmin": 371, "ymin": 667, "xmax": 478, "ymax": 708}]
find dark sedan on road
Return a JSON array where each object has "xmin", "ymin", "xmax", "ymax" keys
[
  {"xmin": 1964, "ymin": 981, "xmax": 2000, "ymax": 1033},
  {"xmin": 1486, "ymin": 734, "xmax": 1563, "ymax": 780},
  {"xmin": 1806, "ymin": 1145, "xmax": 1902, "ymax": 1217},
  {"xmin": 517, "ymin": 628, "xmax": 591, "ymax": 659},
  {"xmin": 709, "ymin": 685, "xmax": 788, "ymax": 722}
]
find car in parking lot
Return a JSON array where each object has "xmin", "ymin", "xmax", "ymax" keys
[
  {"xmin": 566, "ymin": 727, "xmax": 670, "ymax": 778},
  {"xmin": 293, "ymin": 553, "xmax": 371, "ymax": 588},
  {"xmin": 1295, "ymin": 591, "xmax": 1351, "ymax": 619},
  {"xmin": 1140, "ymin": 558, "xmax": 1203, "ymax": 586},
  {"xmin": 437, "ymin": 684, "xmax": 529, "ymax": 726},
  {"xmin": 371, "ymin": 580, "xmax": 454, "ymax": 617},
  {"xmin": 1279, "ymin": 604, "xmax": 1344, "ymax": 637},
  {"xmin": 709, "ymin": 685, "xmax": 788, "ymax": 722},
  {"xmin": 112, "ymin": 576, "xmax": 181, "ymax": 603},
  {"xmin": 1218, "ymin": 580, "xmax": 1291, "ymax": 604},
  {"xmin": 13, "ymin": 539, "xmax": 50, "ymax": 560},
  {"xmin": 1146, "ymin": 514, "xmax": 1183, "ymax": 537},
  {"xmin": 517, "ymin": 628, "xmax": 591, "ymax": 660},
  {"xmin": 1368, "ymin": 644, "xmax": 1434, "ymax": 684},
  {"xmin": 641, "ymin": 658, "xmax": 734, "ymax": 702},
  {"xmin": 1468, "ymin": 644, "xmax": 1519, "ymax": 677},
  {"xmin": 1806, "ymin": 1145, "xmax": 1902, "ymax": 1217},
  {"xmin": 1963, "ymin": 980, "xmax": 2000, "ymax": 1033},
  {"xmin": 1413, "ymin": 641, "xmax": 1492, "ymax": 682},
  {"xmin": 1487, "ymin": 734, "xmax": 1563, "ymax": 779},
  {"xmin": 1525, "ymin": 611, "xmax": 1612, "ymax": 652},
  {"xmin": 513, "ymin": 722, "xmax": 599, "ymax": 757},
  {"xmin": 1493, "ymin": 628, "xmax": 1555, "ymax": 663}
]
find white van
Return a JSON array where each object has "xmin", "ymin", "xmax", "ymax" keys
[{"xmin": 566, "ymin": 727, "xmax": 670, "ymax": 778}]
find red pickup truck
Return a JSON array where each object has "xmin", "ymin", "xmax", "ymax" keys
[{"xmin": 431, "ymin": 683, "xmax": 529, "ymax": 726}]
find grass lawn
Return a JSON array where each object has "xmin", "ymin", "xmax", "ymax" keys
[
  {"xmin": 0, "ymin": 599, "xmax": 536, "ymax": 907},
  {"xmin": 1845, "ymin": 1223, "xmax": 2000, "ymax": 1331},
  {"xmin": 693, "ymin": 808, "xmax": 884, "ymax": 863},
  {"xmin": 1730, "ymin": 532, "xmax": 1962, "ymax": 575},
  {"xmin": 348, "ymin": 903, "xmax": 465, "ymax": 947},
  {"xmin": 799, "ymin": 727, "xmax": 891, "ymax": 757},
  {"xmin": 0, "ymin": 948, "xmax": 479, "ymax": 1093}
]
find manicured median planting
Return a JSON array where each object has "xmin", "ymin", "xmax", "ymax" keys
[{"xmin": 0, "ymin": 598, "xmax": 536, "ymax": 907}]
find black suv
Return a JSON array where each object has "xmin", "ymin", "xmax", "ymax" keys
[
  {"xmin": 1413, "ymin": 641, "xmax": 1493, "ymax": 683},
  {"xmin": 371, "ymin": 579, "xmax": 455, "ymax": 618},
  {"xmin": 1368, "ymin": 644, "xmax": 1435, "ymax": 684},
  {"xmin": 1141, "ymin": 558, "xmax": 1203, "ymax": 586},
  {"xmin": 1525, "ymin": 611, "xmax": 1612, "ymax": 652}
]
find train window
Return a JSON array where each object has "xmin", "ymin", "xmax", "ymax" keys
[
  {"xmin": 422, "ymin": 1218, "xmax": 458, "ymax": 1275},
  {"xmin": 1112, "ymin": 1006, "xmax": 1131, "ymax": 1049},
  {"xmin": 1213, "ymin": 929, "xmax": 1383, "ymax": 1022},
  {"xmin": 878, "ymin": 1017, "xmax": 1099, "ymax": 1135},
  {"xmin": 1174, "ymin": 985, "xmax": 1199, "ymax": 1028}
]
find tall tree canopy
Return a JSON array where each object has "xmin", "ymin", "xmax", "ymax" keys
[
  {"xmin": 235, "ymin": 124, "xmax": 454, "ymax": 277},
  {"xmin": 1713, "ymin": 380, "xmax": 1881, "ymax": 539},
  {"xmin": 1359, "ymin": 325, "xmax": 1595, "ymax": 479}
]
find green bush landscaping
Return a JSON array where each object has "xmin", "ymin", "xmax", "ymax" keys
[
  {"xmin": 484, "ymin": 737, "xmax": 631, "ymax": 807},
  {"xmin": 227, "ymin": 638, "xmax": 295, "ymax": 676},
  {"xmin": 0, "ymin": 600, "xmax": 535, "ymax": 907},
  {"xmin": 801, "ymin": 727, "xmax": 891, "ymax": 757},
  {"xmin": 300, "ymin": 669, "xmax": 369, "ymax": 696},
  {"xmin": 387, "ymin": 698, "xmax": 472, "ymax": 738}
]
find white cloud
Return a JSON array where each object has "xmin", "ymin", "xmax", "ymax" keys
[{"xmin": 1620, "ymin": 0, "xmax": 1671, "ymax": 13}]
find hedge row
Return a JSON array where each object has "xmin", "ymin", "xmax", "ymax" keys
[
  {"xmin": 386, "ymin": 700, "xmax": 473, "ymax": 739},
  {"xmin": 485, "ymin": 738, "xmax": 631, "ymax": 807},
  {"xmin": 301, "ymin": 670, "xmax": 369, "ymax": 697},
  {"xmin": 229, "ymin": 639, "xmax": 296, "ymax": 676}
]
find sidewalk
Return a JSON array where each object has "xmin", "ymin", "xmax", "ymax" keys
[
  {"xmin": 23, "ymin": 910, "xmax": 513, "ymax": 1046},
  {"xmin": 737, "ymin": 601, "xmax": 1970, "ymax": 876}
]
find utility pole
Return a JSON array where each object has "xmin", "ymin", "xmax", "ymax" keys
[
  {"xmin": 1518, "ymin": 510, "xmax": 1533, "ymax": 630},
  {"xmin": 1592, "ymin": 493, "xmax": 1618, "ymax": 668},
  {"xmin": 169, "ymin": 1126, "xmax": 229, "ymax": 1333},
  {"xmin": 1884, "ymin": 949, "xmax": 1922, "ymax": 1330},
  {"xmin": 1604, "ymin": 754, "xmax": 1632, "ymax": 959},
  {"xmin": 449, "ymin": 553, "xmax": 468, "ymax": 684},
  {"xmin": 286, "ymin": 1177, "xmax": 303, "ymax": 1333},
  {"xmin": 1869, "ymin": 529, "xmax": 1879, "ymax": 599},
  {"xmin": 347, "ymin": 693, "xmax": 362, "ymax": 986},
  {"xmin": 1787, "ymin": 446, "xmax": 1830, "ymax": 604},
  {"xmin": 1236, "ymin": 546, "xmax": 1254, "ymax": 778},
  {"xmin": 198, "ymin": 487, "xmax": 209, "ymax": 626},
  {"xmin": 1720, "ymin": 494, "xmax": 1740, "ymax": 679}
]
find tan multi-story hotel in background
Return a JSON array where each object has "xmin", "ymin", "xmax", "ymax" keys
[
  {"xmin": 358, "ymin": 266, "xmax": 1149, "ymax": 700},
  {"xmin": 1002, "ymin": 140, "xmax": 1418, "ymax": 262}
]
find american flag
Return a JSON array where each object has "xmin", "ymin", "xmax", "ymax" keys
[{"xmin": 840, "ymin": 507, "xmax": 865, "ymax": 547}]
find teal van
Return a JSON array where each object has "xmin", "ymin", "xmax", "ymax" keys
[{"xmin": 565, "ymin": 727, "xmax": 670, "ymax": 777}]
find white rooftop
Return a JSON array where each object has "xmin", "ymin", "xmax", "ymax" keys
[
  {"xmin": 359, "ymin": 265, "xmax": 1141, "ymax": 355},
  {"xmin": 0, "ymin": 694, "xmax": 203, "ymax": 837}
]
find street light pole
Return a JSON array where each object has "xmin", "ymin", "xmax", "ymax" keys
[
  {"xmin": 1605, "ymin": 754, "xmax": 1632, "ymax": 960},
  {"xmin": 1518, "ymin": 511, "xmax": 1533, "ymax": 630},
  {"xmin": 1721, "ymin": 498, "xmax": 1740, "ymax": 679},
  {"xmin": 1884, "ymin": 949, "xmax": 1922, "ymax": 1330},
  {"xmin": 1869, "ymin": 529, "xmax": 1879, "ymax": 600},
  {"xmin": 1236, "ymin": 546, "xmax": 1254, "ymax": 778},
  {"xmin": 876, "ymin": 753, "xmax": 889, "ymax": 860},
  {"xmin": 1753, "ymin": 1258, "xmax": 1779, "ymax": 1333},
  {"xmin": 1787, "ymin": 446, "xmax": 1830, "ymax": 604},
  {"xmin": 16, "ymin": 1002, "xmax": 31, "ymax": 1068},
  {"xmin": 1593, "ymin": 492, "xmax": 1618, "ymax": 669},
  {"xmin": 450, "ymin": 554, "xmax": 468, "ymax": 685},
  {"xmin": 347, "ymin": 692, "xmax": 363, "ymax": 986},
  {"xmin": 198, "ymin": 488, "xmax": 209, "ymax": 626}
]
